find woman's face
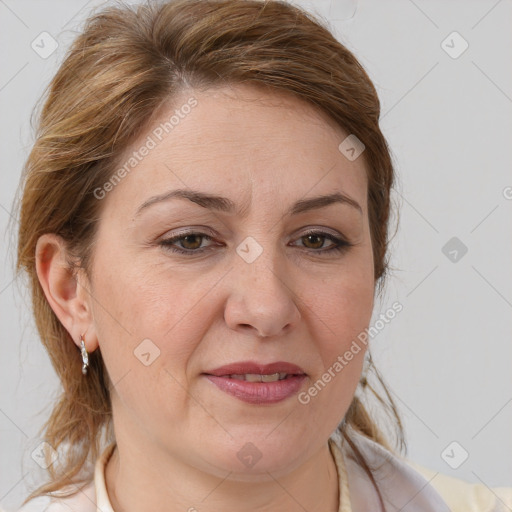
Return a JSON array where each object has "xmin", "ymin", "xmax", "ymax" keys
[{"xmin": 85, "ymin": 84, "xmax": 375, "ymax": 477}]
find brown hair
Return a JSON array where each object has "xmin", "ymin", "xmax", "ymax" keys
[{"xmin": 15, "ymin": 0, "xmax": 404, "ymax": 506}]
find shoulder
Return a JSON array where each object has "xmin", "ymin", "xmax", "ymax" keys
[
  {"xmin": 15, "ymin": 480, "xmax": 96, "ymax": 512},
  {"xmin": 335, "ymin": 428, "xmax": 512, "ymax": 512},
  {"xmin": 333, "ymin": 429, "xmax": 451, "ymax": 511},
  {"xmin": 408, "ymin": 460, "xmax": 512, "ymax": 512},
  {"xmin": 14, "ymin": 442, "xmax": 117, "ymax": 512}
]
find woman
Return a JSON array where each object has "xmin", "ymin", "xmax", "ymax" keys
[{"xmin": 14, "ymin": 0, "xmax": 512, "ymax": 511}]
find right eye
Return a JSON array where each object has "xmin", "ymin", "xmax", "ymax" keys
[{"xmin": 159, "ymin": 231, "xmax": 218, "ymax": 255}]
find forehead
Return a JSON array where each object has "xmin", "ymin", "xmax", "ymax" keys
[{"xmin": 104, "ymin": 83, "xmax": 368, "ymax": 217}]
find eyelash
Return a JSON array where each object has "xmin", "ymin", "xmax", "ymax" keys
[{"xmin": 158, "ymin": 229, "xmax": 353, "ymax": 256}]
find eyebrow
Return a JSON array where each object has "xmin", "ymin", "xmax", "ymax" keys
[{"xmin": 135, "ymin": 188, "xmax": 363, "ymax": 217}]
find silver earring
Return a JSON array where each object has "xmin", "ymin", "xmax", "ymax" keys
[{"xmin": 80, "ymin": 334, "xmax": 89, "ymax": 375}]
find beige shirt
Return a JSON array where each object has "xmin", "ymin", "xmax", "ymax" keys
[{"xmin": 17, "ymin": 428, "xmax": 512, "ymax": 512}]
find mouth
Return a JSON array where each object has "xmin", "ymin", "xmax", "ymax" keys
[
  {"xmin": 224, "ymin": 372, "xmax": 294, "ymax": 382},
  {"xmin": 203, "ymin": 360, "xmax": 307, "ymax": 378},
  {"xmin": 202, "ymin": 361, "xmax": 307, "ymax": 404}
]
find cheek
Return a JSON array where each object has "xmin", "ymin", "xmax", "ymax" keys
[
  {"xmin": 90, "ymin": 238, "xmax": 210, "ymax": 340},
  {"xmin": 307, "ymin": 283, "xmax": 372, "ymax": 396},
  {"xmin": 305, "ymin": 257, "xmax": 374, "ymax": 360},
  {"xmin": 300, "ymin": 252, "xmax": 374, "ymax": 413},
  {"xmin": 88, "ymin": 243, "xmax": 222, "ymax": 411},
  {"xmin": 298, "ymin": 281, "xmax": 371, "ymax": 428},
  {"xmin": 89, "ymin": 263, "xmax": 198, "ymax": 426},
  {"xmin": 317, "ymin": 282, "xmax": 374, "ymax": 347}
]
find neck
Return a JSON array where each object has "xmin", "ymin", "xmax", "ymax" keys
[{"xmin": 104, "ymin": 430, "xmax": 340, "ymax": 512}]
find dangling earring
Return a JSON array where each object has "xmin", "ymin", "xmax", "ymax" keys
[{"xmin": 80, "ymin": 333, "xmax": 89, "ymax": 375}]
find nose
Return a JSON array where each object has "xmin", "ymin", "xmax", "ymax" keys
[{"xmin": 223, "ymin": 246, "xmax": 301, "ymax": 339}]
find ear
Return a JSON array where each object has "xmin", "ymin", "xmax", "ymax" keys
[{"xmin": 35, "ymin": 233, "xmax": 98, "ymax": 353}]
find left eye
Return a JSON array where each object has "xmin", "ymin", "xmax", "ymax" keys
[{"xmin": 293, "ymin": 231, "xmax": 343, "ymax": 251}]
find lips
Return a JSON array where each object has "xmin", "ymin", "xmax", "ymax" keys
[
  {"xmin": 229, "ymin": 372, "xmax": 288, "ymax": 382},
  {"xmin": 202, "ymin": 361, "xmax": 307, "ymax": 404},
  {"xmin": 204, "ymin": 361, "xmax": 306, "ymax": 378}
]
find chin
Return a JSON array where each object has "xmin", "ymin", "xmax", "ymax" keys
[{"xmin": 197, "ymin": 433, "xmax": 310, "ymax": 479}]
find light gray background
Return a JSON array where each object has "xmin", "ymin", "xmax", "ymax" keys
[{"xmin": 1, "ymin": 0, "xmax": 511, "ymax": 509}]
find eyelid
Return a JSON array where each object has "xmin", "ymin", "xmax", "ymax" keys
[
  {"xmin": 161, "ymin": 226, "xmax": 217, "ymax": 239},
  {"xmin": 294, "ymin": 226, "xmax": 343, "ymax": 239}
]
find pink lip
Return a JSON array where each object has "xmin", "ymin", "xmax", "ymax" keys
[
  {"xmin": 202, "ymin": 361, "xmax": 307, "ymax": 405},
  {"xmin": 204, "ymin": 361, "xmax": 306, "ymax": 377},
  {"xmin": 204, "ymin": 375, "xmax": 307, "ymax": 404}
]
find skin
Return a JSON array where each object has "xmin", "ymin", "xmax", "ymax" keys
[{"xmin": 36, "ymin": 84, "xmax": 375, "ymax": 512}]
